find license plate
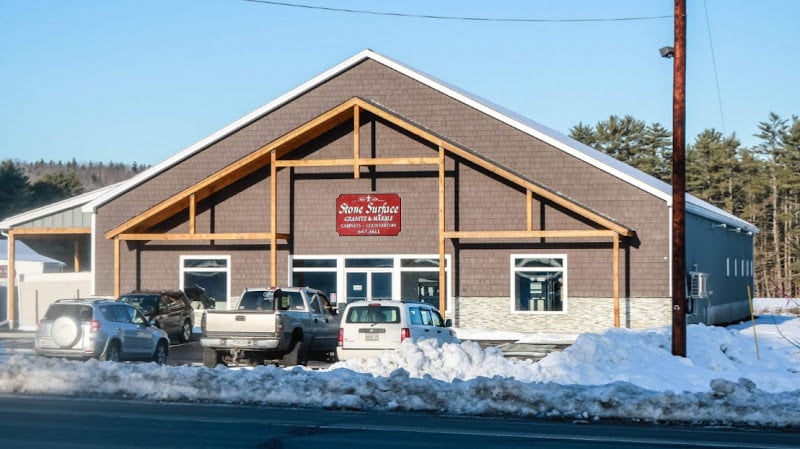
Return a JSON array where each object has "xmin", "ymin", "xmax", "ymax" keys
[
  {"xmin": 229, "ymin": 339, "xmax": 252, "ymax": 347},
  {"xmin": 365, "ymin": 334, "xmax": 380, "ymax": 342}
]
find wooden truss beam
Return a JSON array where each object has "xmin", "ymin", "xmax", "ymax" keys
[
  {"xmin": 442, "ymin": 230, "xmax": 618, "ymax": 239},
  {"xmin": 117, "ymin": 232, "xmax": 290, "ymax": 241},
  {"xmin": 11, "ymin": 227, "xmax": 91, "ymax": 236},
  {"xmin": 104, "ymin": 96, "xmax": 632, "ymax": 327}
]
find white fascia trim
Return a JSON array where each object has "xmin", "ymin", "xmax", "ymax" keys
[
  {"xmin": 82, "ymin": 50, "xmax": 379, "ymax": 214},
  {"xmin": 1, "ymin": 183, "xmax": 118, "ymax": 229},
  {"xmin": 80, "ymin": 49, "xmax": 755, "ymax": 234},
  {"xmin": 364, "ymin": 52, "xmax": 671, "ymax": 203}
]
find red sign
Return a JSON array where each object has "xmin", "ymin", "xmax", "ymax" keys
[{"xmin": 336, "ymin": 194, "xmax": 402, "ymax": 236}]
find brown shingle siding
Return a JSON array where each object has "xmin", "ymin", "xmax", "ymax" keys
[{"xmin": 93, "ymin": 56, "xmax": 671, "ymax": 332}]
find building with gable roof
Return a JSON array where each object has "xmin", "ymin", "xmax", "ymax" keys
[{"xmin": 6, "ymin": 50, "xmax": 757, "ymax": 332}]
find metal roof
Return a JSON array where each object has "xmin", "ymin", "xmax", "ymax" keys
[
  {"xmin": 80, "ymin": 49, "xmax": 758, "ymax": 234},
  {"xmin": 0, "ymin": 183, "xmax": 119, "ymax": 230}
]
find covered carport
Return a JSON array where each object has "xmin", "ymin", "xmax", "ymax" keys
[{"xmin": 0, "ymin": 185, "xmax": 116, "ymax": 329}]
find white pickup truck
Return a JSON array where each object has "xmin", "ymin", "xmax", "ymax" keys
[{"xmin": 200, "ymin": 287, "xmax": 340, "ymax": 367}]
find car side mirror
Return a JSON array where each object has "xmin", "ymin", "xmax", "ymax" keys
[{"xmin": 444, "ymin": 319, "xmax": 453, "ymax": 328}]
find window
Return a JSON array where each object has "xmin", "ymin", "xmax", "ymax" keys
[
  {"xmin": 180, "ymin": 256, "xmax": 230, "ymax": 309},
  {"xmin": 309, "ymin": 294, "xmax": 322, "ymax": 314},
  {"xmin": 511, "ymin": 255, "xmax": 566, "ymax": 312},
  {"xmin": 290, "ymin": 255, "xmax": 450, "ymax": 309},
  {"xmin": 238, "ymin": 290, "xmax": 275, "ymax": 311},
  {"xmin": 345, "ymin": 305, "xmax": 401, "ymax": 324},
  {"xmin": 431, "ymin": 309, "xmax": 446, "ymax": 327},
  {"xmin": 317, "ymin": 293, "xmax": 335, "ymax": 315},
  {"xmin": 291, "ymin": 257, "xmax": 338, "ymax": 304},
  {"xmin": 419, "ymin": 308, "xmax": 433, "ymax": 325}
]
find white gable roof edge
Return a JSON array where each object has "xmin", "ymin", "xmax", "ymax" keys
[
  {"xmin": 82, "ymin": 50, "xmax": 379, "ymax": 213},
  {"xmin": 369, "ymin": 52, "xmax": 673, "ymax": 204},
  {"xmin": 0, "ymin": 182, "xmax": 120, "ymax": 230},
  {"xmin": 368, "ymin": 52, "xmax": 758, "ymax": 234},
  {"xmin": 81, "ymin": 49, "xmax": 757, "ymax": 234}
]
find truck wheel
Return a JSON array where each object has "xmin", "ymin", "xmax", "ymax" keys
[
  {"xmin": 283, "ymin": 339, "xmax": 307, "ymax": 367},
  {"xmin": 178, "ymin": 319, "xmax": 192, "ymax": 343},
  {"xmin": 203, "ymin": 348, "xmax": 222, "ymax": 367}
]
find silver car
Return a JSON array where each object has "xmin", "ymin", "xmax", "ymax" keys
[{"xmin": 35, "ymin": 298, "xmax": 170, "ymax": 364}]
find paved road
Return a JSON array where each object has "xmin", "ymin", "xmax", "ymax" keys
[{"xmin": 1, "ymin": 394, "xmax": 797, "ymax": 449}]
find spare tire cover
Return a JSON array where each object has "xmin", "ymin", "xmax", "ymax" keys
[{"xmin": 52, "ymin": 316, "xmax": 82, "ymax": 348}]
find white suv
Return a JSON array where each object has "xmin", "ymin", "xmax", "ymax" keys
[{"xmin": 337, "ymin": 300, "xmax": 459, "ymax": 360}]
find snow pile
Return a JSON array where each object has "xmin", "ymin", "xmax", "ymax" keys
[
  {"xmin": 335, "ymin": 322, "xmax": 800, "ymax": 394},
  {"xmin": 1, "ymin": 316, "xmax": 799, "ymax": 427}
]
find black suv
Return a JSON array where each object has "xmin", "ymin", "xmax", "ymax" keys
[
  {"xmin": 117, "ymin": 290, "xmax": 194, "ymax": 343},
  {"xmin": 185, "ymin": 285, "xmax": 216, "ymax": 310}
]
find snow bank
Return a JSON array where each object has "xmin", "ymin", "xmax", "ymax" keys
[{"xmin": 1, "ymin": 317, "xmax": 799, "ymax": 427}]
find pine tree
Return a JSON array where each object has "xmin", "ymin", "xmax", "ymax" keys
[
  {"xmin": 754, "ymin": 112, "xmax": 791, "ymax": 297},
  {"xmin": 569, "ymin": 115, "xmax": 672, "ymax": 183},
  {"xmin": 29, "ymin": 172, "xmax": 84, "ymax": 209},
  {"xmin": 687, "ymin": 129, "xmax": 741, "ymax": 212},
  {"xmin": 0, "ymin": 161, "xmax": 31, "ymax": 219}
]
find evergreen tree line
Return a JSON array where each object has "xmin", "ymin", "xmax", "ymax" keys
[
  {"xmin": 2, "ymin": 112, "xmax": 798, "ymax": 297},
  {"xmin": 570, "ymin": 112, "xmax": 800, "ymax": 298},
  {"xmin": 0, "ymin": 159, "xmax": 148, "ymax": 220}
]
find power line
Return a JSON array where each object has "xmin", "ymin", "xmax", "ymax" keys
[
  {"xmin": 704, "ymin": 0, "xmax": 726, "ymax": 134},
  {"xmin": 241, "ymin": 0, "xmax": 672, "ymax": 23}
]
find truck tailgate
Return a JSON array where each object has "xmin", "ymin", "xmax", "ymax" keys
[{"xmin": 203, "ymin": 310, "xmax": 277, "ymax": 336}]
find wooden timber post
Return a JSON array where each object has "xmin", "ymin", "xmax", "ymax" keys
[
  {"xmin": 613, "ymin": 233, "xmax": 620, "ymax": 327},
  {"xmin": 73, "ymin": 239, "xmax": 80, "ymax": 272},
  {"xmin": 438, "ymin": 146, "xmax": 447, "ymax": 316},
  {"xmin": 113, "ymin": 236, "xmax": 120, "ymax": 298},
  {"xmin": 270, "ymin": 149, "xmax": 278, "ymax": 286},
  {"xmin": 7, "ymin": 231, "xmax": 16, "ymax": 329}
]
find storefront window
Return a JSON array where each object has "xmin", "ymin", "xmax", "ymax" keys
[
  {"xmin": 512, "ymin": 255, "xmax": 566, "ymax": 312},
  {"xmin": 401, "ymin": 272, "xmax": 440, "ymax": 306},
  {"xmin": 292, "ymin": 271, "xmax": 337, "ymax": 303},
  {"xmin": 345, "ymin": 258, "xmax": 394, "ymax": 268},
  {"xmin": 180, "ymin": 255, "xmax": 230, "ymax": 309},
  {"xmin": 290, "ymin": 255, "xmax": 449, "ymax": 310}
]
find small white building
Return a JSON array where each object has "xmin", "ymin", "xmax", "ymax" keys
[
  {"xmin": 0, "ymin": 240, "xmax": 66, "ymax": 277},
  {"xmin": 0, "ymin": 185, "xmax": 118, "ymax": 329}
]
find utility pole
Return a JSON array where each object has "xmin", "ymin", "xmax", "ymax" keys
[{"xmin": 671, "ymin": 0, "xmax": 687, "ymax": 357}]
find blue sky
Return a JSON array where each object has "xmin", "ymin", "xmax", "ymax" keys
[{"xmin": 1, "ymin": 0, "xmax": 798, "ymax": 166}]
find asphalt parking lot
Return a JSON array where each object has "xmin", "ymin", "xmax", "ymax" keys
[
  {"xmin": 0, "ymin": 331, "xmax": 568, "ymax": 367},
  {"xmin": 0, "ymin": 332, "xmax": 339, "ymax": 368}
]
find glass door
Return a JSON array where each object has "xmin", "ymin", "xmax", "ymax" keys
[{"xmin": 346, "ymin": 271, "xmax": 392, "ymax": 303}]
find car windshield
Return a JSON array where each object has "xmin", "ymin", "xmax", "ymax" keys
[
  {"xmin": 118, "ymin": 295, "xmax": 158, "ymax": 310},
  {"xmin": 345, "ymin": 306, "xmax": 400, "ymax": 324},
  {"xmin": 44, "ymin": 304, "xmax": 93, "ymax": 321},
  {"xmin": 238, "ymin": 291, "xmax": 275, "ymax": 311}
]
